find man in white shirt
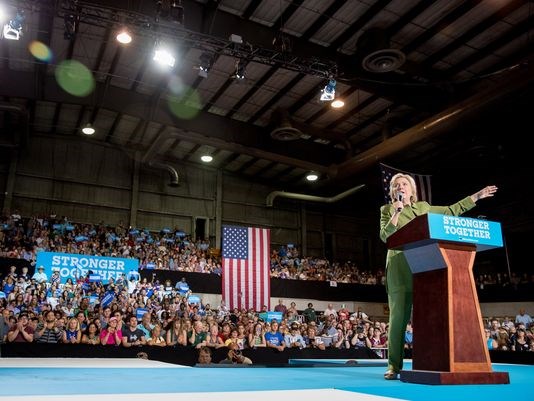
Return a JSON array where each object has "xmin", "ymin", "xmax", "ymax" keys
[
  {"xmin": 32, "ymin": 266, "xmax": 48, "ymax": 283},
  {"xmin": 515, "ymin": 309, "xmax": 533, "ymax": 327},
  {"xmin": 324, "ymin": 303, "xmax": 337, "ymax": 319}
]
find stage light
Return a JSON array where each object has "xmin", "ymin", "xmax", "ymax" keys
[
  {"xmin": 63, "ymin": 13, "xmax": 77, "ymax": 40},
  {"xmin": 200, "ymin": 155, "xmax": 213, "ymax": 163},
  {"xmin": 2, "ymin": 9, "xmax": 24, "ymax": 41},
  {"xmin": 116, "ymin": 29, "xmax": 132, "ymax": 44},
  {"xmin": 81, "ymin": 123, "xmax": 95, "ymax": 135},
  {"xmin": 198, "ymin": 53, "xmax": 213, "ymax": 78},
  {"xmin": 320, "ymin": 79, "xmax": 336, "ymax": 102},
  {"xmin": 331, "ymin": 99, "xmax": 345, "ymax": 108},
  {"xmin": 233, "ymin": 59, "xmax": 246, "ymax": 80},
  {"xmin": 153, "ymin": 47, "xmax": 175, "ymax": 67},
  {"xmin": 306, "ymin": 172, "xmax": 319, "ymax": 182}
]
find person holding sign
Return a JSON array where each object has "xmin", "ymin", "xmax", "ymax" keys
[{"xmin": 380, "ymin": 172, "xmax": 497, "ymax": 380}]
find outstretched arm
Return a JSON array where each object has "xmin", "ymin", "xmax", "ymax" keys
[{"xmin": 470, "ymin": 185, "xmax": 498, "ymax": 203}]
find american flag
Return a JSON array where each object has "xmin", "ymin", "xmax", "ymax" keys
[
  {"xmin": 222, "ymin": 225, "xmax": 270, "ymax": 311},
  {"xmin": 380, "ymin": 163, "xmax": 432, "ymax": 204}
]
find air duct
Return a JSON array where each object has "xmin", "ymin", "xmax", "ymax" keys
[
  {"xmin": 142, "ymin": 131, "xmax": 180, "ymax": 187},
  {"xmin": 269, "ymin": 108, "xmax": 302, "ymax": 141},
  {"xmin": 266, "ymin": 184, "xmax": 365, "ymax": 207},
  {"xmin": 356, "ymin": 28, "xmax": 405, "ymax": 73}
]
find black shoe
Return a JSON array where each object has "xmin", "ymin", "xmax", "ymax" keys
[{"xmin": 384, "ymin": 370, "xmax": 399, "ymax": 380}]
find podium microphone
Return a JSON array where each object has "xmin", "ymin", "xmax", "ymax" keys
[{"xmin": 396, "ymin": 193, "xmax": 404, "ymax": 212}]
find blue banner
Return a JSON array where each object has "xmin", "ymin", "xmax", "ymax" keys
[{"xmin": 36, "ymin": 251, "xmax": 139, "ymax": 284}]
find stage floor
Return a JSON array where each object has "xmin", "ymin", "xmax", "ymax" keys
[{"xmin": 0, "ymin": 358, "xmax": 530, "ymax": 401}]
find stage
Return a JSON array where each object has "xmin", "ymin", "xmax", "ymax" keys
[{"xmin": 0, "ymin": 358, "xmax": 530, "ymax": 401}]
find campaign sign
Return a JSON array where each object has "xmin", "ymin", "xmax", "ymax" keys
[
  {"xmin": 36, "ymin": 252, "xmax": 139, "ymax": 284},
  {"xmin": 136, "ymin": 308, "xmax": 148, "ymax": 321},
  {"xmin": 427, "ymin": 213, "xmax": 503, "ymax": 251},
  {"xmin": 259, "ymin": 311, "xmax": 283, "ymax": 323},
  {"xmin": 188, "ymin": 294, "xmax": 201, "ymax": 305},
  {"xmin": 101, "ymin": 292, "xmax": 115, "ymax": 308}
]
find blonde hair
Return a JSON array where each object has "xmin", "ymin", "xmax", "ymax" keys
[{"xmin": 388, "ymin": 173, "xmax": 418, "ymax": 203}]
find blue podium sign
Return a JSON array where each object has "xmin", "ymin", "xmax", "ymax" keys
[{"xmin": 427, "ymin": 213, "xmax": 502, "ymax": 251}]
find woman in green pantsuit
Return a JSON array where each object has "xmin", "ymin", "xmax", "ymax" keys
[{"xmin": 379, "ymin": 173, "xmax": 497, "ymax": 380}]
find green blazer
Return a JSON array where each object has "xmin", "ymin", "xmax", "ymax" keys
[{"xmin": 379, "ymin": 196, "xmax": 476, "ymax": 293}]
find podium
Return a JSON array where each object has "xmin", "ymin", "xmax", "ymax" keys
[{"xmin": 387, "ymin": 213, "xmax": 509, "ymax": 385}]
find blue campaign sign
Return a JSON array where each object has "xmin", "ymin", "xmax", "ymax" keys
[
  {"xmin": 36, "ymin": 252, "xmax": 139, "ymax": 284},
  {"xmin": 188, "ymin": 294, "xmax": 201, "ymax": 305},
  {"xmin": 89, "ymin": 274, "xmax": 101, "ymax": 283},
  {"xmin": 136, "ymin": 308, "xmax": 148, "ymax": 321},
  {"xmin": 101, "ymin": 292, "xmax": 115, "ymax": 308},
  {"xmin": 427, "ymin": 213, "xmax": 503, "ymax": 251},
  {"xmin": 259, "ymin": 311, "xmax": 283, "ymax": 323}
]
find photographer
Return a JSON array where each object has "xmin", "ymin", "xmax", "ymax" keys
[
  {"xmin": 34, "ymin": 310, "xmax": 63, "ymax": 343},
  {"xmin": 219, "ymin": 342, "xmax": 252, "ymax": 365},
  {"xmin": 351, "ymin": 326, "xmax": 372, "ymax": 349}
]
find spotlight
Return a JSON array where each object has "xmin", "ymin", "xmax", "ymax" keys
[
  {"xmin": 233, "ymin": 59, "xmax": 246, "ymax": 80},
  {"xmin": 2, "ymin": 9, "xmax": 24, "ymax": 41},
  {"xmin": 153, "ymin": 47, "xmax": 175, "ymax": 67},
  {"xmin": 81, "ymin": 123, "xmax": 95, "ymax": 135},
  {"xmin": 320, "ymin": 79, "xmax": 336, "ymax": 102},
  {"xmin": 331, "ymin": 99, "xmax": 345, "ymax": 108},
  {"xmin": 198, "ymin": 52, "xmax": 213, "ymax": 78},
  {"xmin": 63, "ymin": 12, "xmax": 77, "ymax": 40},
  {"xmin": 200, "ymin": 155, "xmax": 213, "ymax": 163},
  {"xmin": 306, "ymin": 172, "xmax": 319, "ymax": 182},
  {"xmin": 116, "ymin": 29, "xmax": 132, "ymax": 44}
]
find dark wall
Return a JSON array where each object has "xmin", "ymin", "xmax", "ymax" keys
[{"xmin": 1, "ymin": 342, "xmax": 379, "ymax": 366}]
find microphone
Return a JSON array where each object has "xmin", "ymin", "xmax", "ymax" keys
[{"xmin": 396, "ymin": 193, "xmax": 404, "ymax": 212}]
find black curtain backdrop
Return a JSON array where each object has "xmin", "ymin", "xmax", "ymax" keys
[
  {"xmin": 1, "ymin": 343, "xmax": 532, "ymax": 366},
  {"xmin": 0, "ymin": 342, "xmax": 380, "ymax": 366}
]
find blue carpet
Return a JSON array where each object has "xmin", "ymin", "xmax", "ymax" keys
[{"xmin": 1, "ymin": 362, "xmax": 531, "ymax": 400}]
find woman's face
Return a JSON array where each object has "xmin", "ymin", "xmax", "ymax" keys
[{"xmin": 393, "ymin": 177, "xmax": 413, "ymax": 202}]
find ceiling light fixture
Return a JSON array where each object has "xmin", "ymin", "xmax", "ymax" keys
[
  {"xmin": 320, "ymin": 78, "xmax": 336, "ymax": 101},
  {"xmin": 116, "ymin": 29, "xmax": 132, "ymax": 44},
  {"xmin": 331, "ymin": 99, "xmax": 345, "ymax": 108},
  {"xmin": 233, "ymin": 59, "xmax": 246, "ymax": 80},
  {"xmin": 306, "ymin": 172, "xmax": 319, "ymax": 182},
  {"xmin": 198, "ymin": 52, "xmax": 213, "ymax": 78},
  {"xmin": 81, "ymin": 123, "xmax": 95, "ymax": 135},
  {"xmin": 2, "ymin": 9, "xmax": 24, "ymax": 41},
  {"xmin": 200, "ymin": 155, "xmax": 213, "ymax": 163},
  {"xmin": 63, "ymin": 12, "xmax": 77, "ymax": 40},
  {"xmin": 153, "ymin": 47, "xmax": 175, "ymax": 67}
]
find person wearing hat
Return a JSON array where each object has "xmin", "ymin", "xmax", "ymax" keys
[
  {"xmin": 100, "ymin": 316, "xmax": 122, "ymax": 345},
  {"xmin": 32, "ymin": 266, "xmax": 48, "ymax": 283}
]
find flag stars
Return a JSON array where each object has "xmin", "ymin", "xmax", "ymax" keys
[{"xmin": 222, "ymin": 226, "xmax": 248, "ymax": 259}]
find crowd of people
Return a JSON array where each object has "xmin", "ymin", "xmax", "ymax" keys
[
  {"xmin": 2, "ymin": 213, "xmax": 532, "ymax": 288},
  {"xmin": 0, "ymin": 213, "xmax": 385, "ymax": 284},
  {"xmin": 1, "ymin": 212, "xmax": 533, "ymax": 364}
]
